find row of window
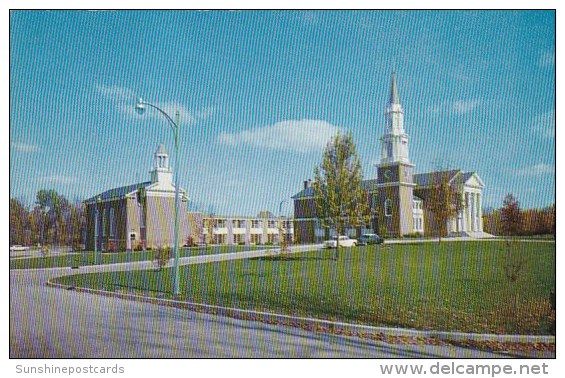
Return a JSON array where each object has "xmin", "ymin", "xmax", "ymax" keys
[
  {"xmin": 210, "ymin": 219, "xmax": 291, "ymax": 229},
  {"xmin": 213, "ymin": 233, "xmax": 280, "ymax": 245}
]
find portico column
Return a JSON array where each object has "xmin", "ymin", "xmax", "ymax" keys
[
  {"xmin": 473, "ymin": 193, "xmax": 478, "ymax": 231},
  {"xmin": 462, "ymin": 192, "xmax": 468, "ymax": 232},
  {"xmin": 471, "ymin": 193, "xmax": 476, "ymax": 231},
  {"xmin": 478, "ymin": 193, "xmax": 483, "ymax": 232}
]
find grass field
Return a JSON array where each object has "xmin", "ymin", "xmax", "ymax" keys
[
  {"xmin": 53, "ymin": 241, "xmax": 555, "ymax": 335},
  {"xmin": 9, "ymin": 245, "xmax": 274, "ymax": 269}
]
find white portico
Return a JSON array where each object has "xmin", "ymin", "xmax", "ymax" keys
[{"xmin": 447, "ymin": 172, "xmax": 486, "ymax": 236}]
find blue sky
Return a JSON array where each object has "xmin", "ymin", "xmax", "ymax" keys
[{"xmin": 10, "ymin": 10, "xmax": 555, "ymax": 215}]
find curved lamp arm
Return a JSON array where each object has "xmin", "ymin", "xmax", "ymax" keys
[{"xmin": 135, "ymin": 98, "xmax": 179, "ymax": 133}]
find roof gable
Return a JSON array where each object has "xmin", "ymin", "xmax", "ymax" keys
[
  {"xmin": 84, "ymin": 181, "xmax": 152, "ymax": 204},
  {"xmin": 291, "ymin": 187, "xmax": 315, "ymax": 199},
  {"xmin": 413, "ymin": 169, "xmax": 462, "ymax": 187},
  {"xmin": 461, "ymin": 172, "xmax": 485, "ymax": 188}
]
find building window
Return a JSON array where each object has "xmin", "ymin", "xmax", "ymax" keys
[
  {"xmin": 102, "ymin": 209, "xmax": 107, "ymax": 236},
  {"xmin": 109, "ymin": 208, "xmax": 115, "ymax": 238},
  {"xmin": 384, "ymin": 199, "xmax": 392, "ymax": 217},
  {"xmin": 252, "ymin": 220, "xmax": 259, "ymax": 228},
  {"xmin": 251, "ymin": 234, "xmax": 261, "ymax": 244}
]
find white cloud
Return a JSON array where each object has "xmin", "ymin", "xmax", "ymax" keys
[
  {"xmin": 11, "ymin": 142, "xmax": 40, "ymax": 153},
  {"xmin": 532, "ymin": 111, "xmax": 555, "ymax": 138},
  {"xmin": 218, "ymin": 119, "xmax": 342, "ymax": 153},
  {"xmin": 429, "ymin": 99, "xmax": 482, "ymax": 115},
  {"xmin": 453, "ymin": 99, "xmax": 481, "ymax": 114},
  {"xmin": 97, "ymin": 84, "xmax": 212, "ymax": 127},
  {"xmin": 518, "ymin": 163, "xmax": 555, "ymax": 176},
  {"xmin": 96, "ymin": 84, "xmax": 135, "ymax": 102},
  {"xmin": 41, "ymin": 175, "xmax": 76, "ymax": 184},
  {"xmin": 196, "ymin": 107, "xmax": 215, "ymax": 120}
]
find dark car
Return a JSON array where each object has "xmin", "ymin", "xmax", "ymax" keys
[{"xmin": 357, "ymin": 234, "xmax": 384, "ymax": 246}]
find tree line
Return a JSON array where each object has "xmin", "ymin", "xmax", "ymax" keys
[
  {"xmin": 483, "ymin": 193, "xmax": 555, "ymax": 236},
  {"xmin": 9, "ymin": 189, "xmax": 86, "ymax": 248}
]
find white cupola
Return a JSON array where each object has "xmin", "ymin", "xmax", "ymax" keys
[{"xmin": 150, "ymin": 143, "xmax": 173, "ymax": 186}]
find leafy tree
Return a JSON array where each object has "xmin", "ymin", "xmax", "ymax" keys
[
  {"xmin": 423, "ymin": 171, "xmax": 464, "ymax": 242},
  {"xmin": 9, "ymin": 198, "xmax": 29, "ymax": 245},
  {"xmin": 501, "ymin": 193, "xmax": 522, "ymax": 236},
  {"xmin": 312, "ymin": 132, "xmax": 369, "ymax": 260},
  {"xmin": 35, "ymin": 189, "xmax": 70, "ymax": 246},
  {"xmin": 205, "ymin": 216, "xmax": 216, "ymax": 249},
  {"xmin": 10, "ymin": 192, "xmax": 85, "ymax": 250}
]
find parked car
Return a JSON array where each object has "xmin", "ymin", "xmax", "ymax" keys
[
  {"xmin": 357, "ymin": 234, "xmax": 384, "ymax": 246},
  {"xmin": 323, "ymin": 235, "xmax": 358, "ymax": 248},
  {"xmin": 9, "ymin": 245, "xmax": 30, "ymax": 252}
]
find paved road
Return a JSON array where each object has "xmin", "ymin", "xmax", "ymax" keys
[{"xmin": 10, "ymin": 246, "xmax": 510, "ymax": 358}]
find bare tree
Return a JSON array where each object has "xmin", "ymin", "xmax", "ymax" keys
[
  {"xmin": 502, "ymin": 240, "xmax": 527, "ymax": 328},
  {"xmin": 312, "ymin": 132, "xmax": 369, "ymax": 260}
]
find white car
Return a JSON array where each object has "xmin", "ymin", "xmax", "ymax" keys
[
  {"xmin": 323, "ymin": 236, "xmax": 358, "ymax": 248},
  {"xmin": 10, "ymin": 245, "xmax": 30, "ymax": 252}
]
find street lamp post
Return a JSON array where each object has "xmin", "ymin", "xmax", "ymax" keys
[
  {"xmin": 278, "ymin": 199, "xmax": 288, "ymax": 247},
  {"xmin": 135, "ymin": 98, "xmax": 181, "ymax": 296},
  {"xmin": 95, "ymin": 196, "xmax": 101, "ymax": 264}
]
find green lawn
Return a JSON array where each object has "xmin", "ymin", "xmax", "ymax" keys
[
  {"xmin": 53, "ymin": 241, "xmax": 555, "ymax": 335},
  {"xmin": 10, "ymin": 245, "xmax": 275, "ymax": 269}
]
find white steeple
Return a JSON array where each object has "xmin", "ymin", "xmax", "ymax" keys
[
  {"xmin": 150, "ymin": 143, "xmax": 173, "ymax": 186},
  {"xmin": 381, "ymin": 72, "xmax": 410, "ymax": 164}
]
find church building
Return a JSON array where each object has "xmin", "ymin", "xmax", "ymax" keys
[
  {"xmin": 84, "ymin": 144, "xmax": 190, "ymax": 251},
  {"xmin": 84, "ymin": 144, "xmax": 293, "ymax": 250},
  {"xmin": 292, "ymin": 73, "xmax": 490, "ymax": 242}
]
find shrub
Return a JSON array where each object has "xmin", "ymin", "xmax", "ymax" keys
[
  {"xmin": 153, "ymin": 246, "xmax": 172, "ymax": 271},
  {"xmin": 185, "ymin": 236, "xmax": 197, "ymax": 247},
  {"xmin": 41, "ymin": 245, "xmax": 50, "ymax": 258},
  {"xmin": 107, "ymin": 240, "xmax": 118, "ymax": 253}
]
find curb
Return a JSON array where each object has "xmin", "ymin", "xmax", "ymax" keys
[{"xmin": 46, "ymin": 280, "xmax": 555, "ymax": 345}]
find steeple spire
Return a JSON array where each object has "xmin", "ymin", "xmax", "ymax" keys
[
  {"xmin": 380, "ymin": 72, "xmax": 410, "ymax": 165},
  {"xmin": 389, "ymin": 72, "xmax": 401, "ymax": 105}
]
